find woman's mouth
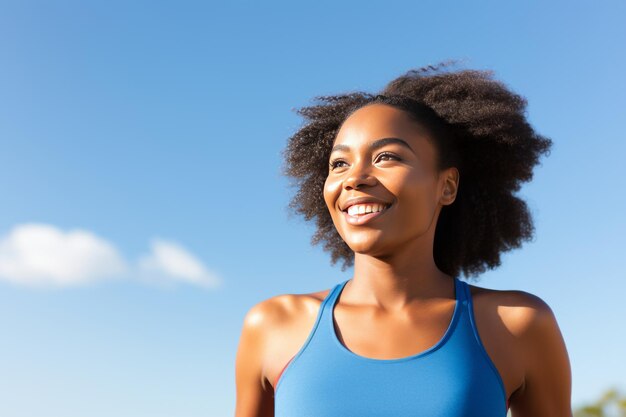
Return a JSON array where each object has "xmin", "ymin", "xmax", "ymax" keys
[{"xmin": 341, "ymin": 204, "xmax": 392, "ymax": 226}]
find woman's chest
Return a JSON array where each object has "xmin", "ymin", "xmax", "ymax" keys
[{"xmin": 265, "ymin": 289, "xmax": 525, "ymax": 403}]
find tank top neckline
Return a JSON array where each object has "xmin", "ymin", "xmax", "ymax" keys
[{"xmin": 325, "ymin": 276, "xmax": 467, "ymax": 364}]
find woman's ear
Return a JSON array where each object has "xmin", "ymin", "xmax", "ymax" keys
[{"xmin": 440, "ymin": 167, "xmax": 459, "ymax": 206}]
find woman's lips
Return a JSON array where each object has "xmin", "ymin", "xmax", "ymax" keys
[{"xmin": 342, "ymin": 204, "xmax": 391, "ymax": 226}]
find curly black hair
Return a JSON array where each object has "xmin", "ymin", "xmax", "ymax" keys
[{"xmin": 280, "ymin": 60, "xmax": 553, "ymax": 281}]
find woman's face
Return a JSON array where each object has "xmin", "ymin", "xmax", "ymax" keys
[{"xmin": 323, "ymin": 103, "xmax": 458, "ymax": 257}]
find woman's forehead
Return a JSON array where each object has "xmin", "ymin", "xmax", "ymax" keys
[{"xmin": 334, "ymin": 103, "xmax": 433, "ymax": 151}]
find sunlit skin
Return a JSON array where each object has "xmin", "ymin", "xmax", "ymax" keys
[{"xmin": 323, "ymin": 103, "xmax": 460, "ymax": 305}]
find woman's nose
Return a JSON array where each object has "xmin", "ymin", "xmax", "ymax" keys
[{"xmin": 343, "ymin": 161, "xmax": 377, "ymax": 190}]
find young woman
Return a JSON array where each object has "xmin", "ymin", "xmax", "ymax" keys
[{"xmin": 235, "ymin": 61, "xmax": 572, "ymax": 417}]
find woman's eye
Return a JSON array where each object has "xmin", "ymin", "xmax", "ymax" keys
[
  {"xmin": 377, "ymin": 152, "xmax": 400, "ymax": 162},
  {"xmin": 329, "ymin": 153, "xmax": 399, "ymax": 170},
  {"xmin": 329, "ymin": 159, "xmax": 347, "ymax": 169}
]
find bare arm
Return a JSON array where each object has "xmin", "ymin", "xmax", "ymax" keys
[
  {"xmin": 234, "ymin": 301, "xmax": 275, "ymax": 417},
  {"xmin": 510, "ymin": 298, "xmax": 572, "ymax": 417}
]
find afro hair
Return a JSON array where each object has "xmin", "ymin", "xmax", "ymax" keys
[{"xmin": 280, "ymin": 60, "xmax": 553, "ymax": 281}]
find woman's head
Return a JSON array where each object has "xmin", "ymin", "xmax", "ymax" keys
[
  {"xmin": 323, "ymin": 102, "xmax": 459, "ymax": 265},
  {"xmin": 281, "ymin": 61, "xmax": 552, "ymax": 280}
]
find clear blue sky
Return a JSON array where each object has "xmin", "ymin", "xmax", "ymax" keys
[{"xmin": 0, "ymin": 1, "xmax": 624, "ymax": 416}]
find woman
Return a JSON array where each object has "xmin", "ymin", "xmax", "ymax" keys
[{"xmin": 235, "ymin": 61, "xmax": 572, "ymax": 417}]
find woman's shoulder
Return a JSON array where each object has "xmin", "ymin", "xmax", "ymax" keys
[
  {"xmin": 241, "ymin": 286, "xmax": 332, "ymax": 350},
  {"xmin": 241, "ymin": 287, "xmax": 333, "ymax": 391},
  {"xmin": 467, "ymin": 282, "xmax": 570, "ymax": 412},
  {"xmin": 467, "ymin": 282, "xmax": 558, "ymax": 338}
]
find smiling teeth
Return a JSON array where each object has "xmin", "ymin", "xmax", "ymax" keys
[{"xmin": 347, "ymin": 204, "xmax": 388, "ymax": 216}]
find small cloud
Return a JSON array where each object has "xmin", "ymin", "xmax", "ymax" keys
[
  {"xmin": 0, "ymin": 223, "xmax": 128, "ymax": 288},
  {"xmin": 136, "ymin": 237, "xmax": 222, "ymax": 289},
  {"xmin": 0, "ymin": 223, "xmax": 222, "ymax": 290}
]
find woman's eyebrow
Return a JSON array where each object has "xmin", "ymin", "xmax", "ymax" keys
[{"xmin": 330, "ymin": 137, "xmax": 415, "ymax": 155}]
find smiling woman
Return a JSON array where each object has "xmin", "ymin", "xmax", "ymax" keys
[{"xmin": 234, "ymin": 60, "xmax": 572, "ymax": 417}]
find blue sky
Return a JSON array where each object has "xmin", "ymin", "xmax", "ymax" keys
[{"xmin": 0, "ymin": 1, "xmax": 624, "ymax": 416}]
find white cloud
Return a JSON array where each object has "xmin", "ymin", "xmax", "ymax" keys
[
  {"xmin": 0, "ymin": 223, "xmax": 128, "ymax": 288},
  {"xmin": 137, "ymin": 238, "xmax": 222, "ymax": 290},
  {"xmin": 0, "ymin": 223, "xmax": 222, "ymax": 290}
]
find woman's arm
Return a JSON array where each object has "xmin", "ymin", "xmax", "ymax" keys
[
  {"xmin": 234, "ymin": 301, "xmax": 275, "ymax": 417},
  {"xmin": 510, "ymin": 298, "xmax": 573, "ymax": 417}
]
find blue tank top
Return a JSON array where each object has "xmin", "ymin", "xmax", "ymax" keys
[{"xmin": 274, "ymin": 277, "xmax": 509, "ymax": 417}]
